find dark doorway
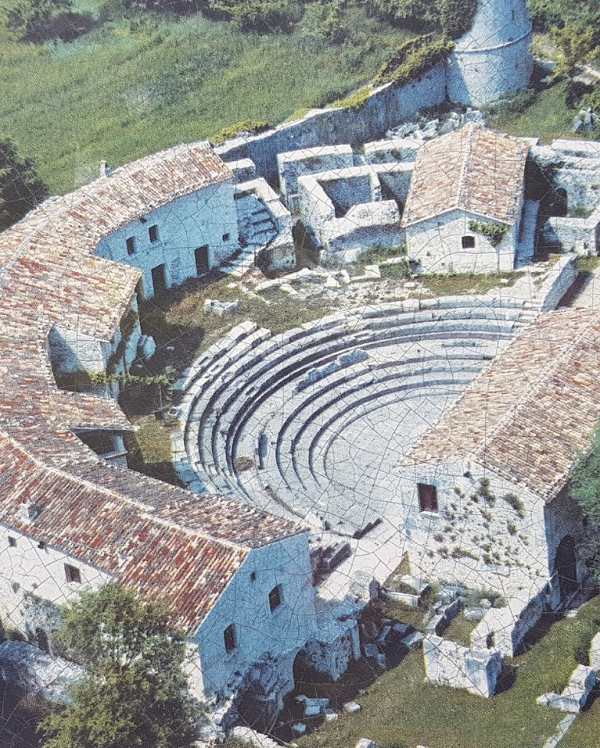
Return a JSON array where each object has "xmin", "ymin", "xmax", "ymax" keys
[
  {"xmin": 151, "ymin": 264, "xmax": 167, "ymax": 296},
  {"xmin": 35, "ymin": 628, "xmax": 49, "ymax": 653},
  {"xmin": 555, "ymin": 535, "xmax": 578, "ymax": 598},
  {"xmin": 195, "ymin": 245, "xmax": 209, "ymax": 275}
]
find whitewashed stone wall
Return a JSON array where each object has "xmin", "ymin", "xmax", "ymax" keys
[
  {"xmin": 542, "ymin": 211, "xmax": 600, "ymax": 254},
  {"xmin": 537, "ymin": 255, "xmax": 578, "ymax": 311},
  {"xmin": 277, "ymin": 145, "xmax": 354, "ymax": 211},
  {"xmin": 96, "ymin": 182, "xmax": 239, "ymax": 298},
  {"xmin": 298, "ymin": 163, "xmax": 412, "ymax": 262},
  {"xmin": 0, "ymin": 523, "xmax": 112, "ymax": 643},
  {"xmin": 471, "ymin": 587, "xmax": 546, "ymax": 657},
  {"xmin": 405, "ymin": 209, "xmax": 518, "ymax": 274},
  {"xmin": 192, "ymin": 533, "xmax": 318, "ymax": 699},
  {"xmin": 401, "ymin": 460, "xmax": 557, "ymax": 595}
]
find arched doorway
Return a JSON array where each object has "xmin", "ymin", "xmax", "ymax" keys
[{"xmin": 554, "ymin": 535, "xmax": 578, "ymax": 599}]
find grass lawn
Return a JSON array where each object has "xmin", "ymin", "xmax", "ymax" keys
[
  {"xmin": 0, "ymin": 2, "xmax": 414, "ymax": 195},
  {"xmin": 488, "ymin": 79, "xmax": 584, "ymax": 144},
  {"xmin": 296, "ymin": 597, "xmax": 600, "ymax": 748},
  {"xmin": 379, "ymin": 270, "xmax": 523, "ymax": 295}
]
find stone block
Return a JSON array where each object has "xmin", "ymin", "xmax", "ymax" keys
[
  {"xmin": 203, "ymin": 299, "xmax": 241, "ymax": 317},
  {"xmin": 324, "ymin": 710, "xmax": 339, "ymax": 722},
  {"xmin": 343, "ymin": 701, "xmax": 361, "ymax": 714},
  {"xmin": 589, "ymin": 632, "xmax": 600, "ymax": 672},
  {"xmin": 464, "ymin": 608, "xmax": 486, "ymax": 622},
  {"xmin": 291, "ymin": 723, "xmax": 307, "ymax": 736},
  {"xmin": 402, "ymin": 632, "xmax": 424, "ymax": 650},
  {"xmin": 355, "ymin": 740, "xmax": 378, "ymax": 748}
]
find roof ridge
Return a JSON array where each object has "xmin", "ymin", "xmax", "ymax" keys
[{"xmin": 456, "ymin": 124, "xmax": 477, "ymax": 212}]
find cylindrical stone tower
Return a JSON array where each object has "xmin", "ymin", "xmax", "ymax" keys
[{"xmin": 446, "ymin": 0, "xmax": 534, "ymax": 107}]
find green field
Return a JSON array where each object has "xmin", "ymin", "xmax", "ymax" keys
[{"xmin": 0, "ymin": 2, "xmax": 414, "ymax": 195}]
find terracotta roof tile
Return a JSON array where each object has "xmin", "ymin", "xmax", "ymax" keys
[
  {"xmin": 0, "ymin": 142, "xmax": 303, "ymax": 630},
  {"xmin": 406, "ymin": 309, "xmax": 600, "ymax": 501},
  {"xmin": 402, "ymin": 125, "xmax": 529, "ymax": 227}
]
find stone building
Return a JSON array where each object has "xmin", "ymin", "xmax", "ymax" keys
[
  {"xmin": 402, "ymin": 125, "xmax": 530, "ymax": 273},
  {"xmin": 399, "ymin": 309, "xmax": 599, "ymax": 604},
  {"xmin": 0, "ymin": 141, "xmax": 356, "ymax": 722},
  {"xmin": 446, "ymin": 0, "xmax": 534, "ymax": 107},
  {"xmin": 94, "ymin": 144, "xmax": 239, "ymax": 298}
]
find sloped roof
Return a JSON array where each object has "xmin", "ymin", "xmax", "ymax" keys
[
  {"xmin": 0, "ymin": 142, "xmax": 303, "ymax": 632},
  {"xmin": 402, "ymin": 125, "xmax": 529, "ymax": 227},
  {"xmin": 405, "ymin": 309, "xmax": 600, "ymax": 502}
]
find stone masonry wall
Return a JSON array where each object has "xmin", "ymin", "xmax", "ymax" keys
[
  {"xmin": 216, "ymin": 65, "xmax": 448, "ymax": 184},
  {"xmin": 402, "ymin": 460, "xmax": 551, "ymax": 595}
]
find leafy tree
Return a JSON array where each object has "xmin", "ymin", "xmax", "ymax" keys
[
  {"xmin": 2, "ymin": 0, "xmax": 72, "ymax": 40},
  {"xmin": 41, "ymin": 584, "xmax": 200, "ymax": 748},
  {"xmin": 0, "ymin": 138, "xmax": 48, "ymax": 231},
  {"xmin": 552, "ymin": 22, "xmax": 600, "ymax": 77}
]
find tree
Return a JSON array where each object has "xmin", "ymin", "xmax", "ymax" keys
[
  {"xmin": 0, "ymin": 138, "xmax": 48, "ymax": 231},
  {"xmin": 2, "ymin": 0, "xmax": 72, "ymax": 41},
  {"xmin": 41, "ymin": 584, "xmax": 200, "ymax": 748}
]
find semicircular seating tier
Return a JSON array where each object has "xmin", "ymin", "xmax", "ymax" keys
[{"xmin": 173, "ymin": 295, "xmax": 538, "ymax": 538}]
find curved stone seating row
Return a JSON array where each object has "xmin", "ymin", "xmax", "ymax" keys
[{"xmin": 172, "ymin": 296, "xmax": 537, "ymax": 534}]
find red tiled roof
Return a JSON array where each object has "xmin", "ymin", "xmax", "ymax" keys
[
  {"xmin": 0, "ymin": 142, "xmax": 303, "ymax": 631},
  {"xmin": 406, "ymin": 309, "xmax": 600, "ymax": 502},
  {"xmin": 402, "ymin": 125, "xmax": 529, "ymax": 227}
]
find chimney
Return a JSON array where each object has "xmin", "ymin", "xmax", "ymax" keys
[
  {"xmin": 99, "ymin": 160, "xmax": 112, "ymax": 178},
  {"xmin": 19, "ymin": 501, "xmax": 41, "ymax": 524}
]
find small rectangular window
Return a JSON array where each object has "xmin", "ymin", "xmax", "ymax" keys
[
  {"xmin": 462, "ymin": 236, "xmax": 476, "ymax": 249},
  {"xmin": 418, "ymin": 483, "xmax": 438, "ymax": 513},
  {"xmin": 64, "ymin": 564, "xmax": 81, "ymax": 584},
  {"xmin": 269, "ymin": 584, "xmax": 283, "ymax": 613},
  {"xmin": 8, "ymin": 536, "xmax": 16, "ymax": 548},
  {"xmin": 148, "ymin": 225, "xmax": 159, "ymax": 243},
  {"xmin": 224, "ymin": 624, "xmax": 237, "ymax": 654},
  {"xmin": 126, "ymin": 237, "xmax": 136, "ymax": 255},
  {"xmin": 38, "ymin": 541, "xmax": 46, "ymax": 550},
  {"xmin": 222, "ymin": 233, "xmax": 230, "ymax": 242}
]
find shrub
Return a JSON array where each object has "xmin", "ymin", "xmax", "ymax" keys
[
  {"xmin": 366, "ymin": 0, "xmax": 477, "ymax": 39},
  {"xmin": 374, "ymin": 36, "xmax": 455, "ymax": 88},
  {"xmin": 468, "ymin": 220, "xmax": 509, "ymax": 247},
  {"xmin": 0, "ymin": 138, "xmax": 48, "ymax": 231},
  {"xmin": 2, "ymin": 0, "xmax": 75, "ymax": 41},
  {"xmin": 211, "ymin": 119, "xmax": 271, "ymax": 144},
  {"xmin": 205, "ymin": 0, "xmax": 301, "ymax": 33},
  {"xmin": 503, "ymin": 492, "xmax": 526, "ymax": 519}
]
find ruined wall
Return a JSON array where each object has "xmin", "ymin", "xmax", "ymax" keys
[
  {"xmin": 423, "ymin": 634, "xmax": 502, "ymax": 697},
  {"xmin": 277, "ymin": 145, "xmax": 354, "ymax": 211},
  {"xmin": 95, "ymin": 183, "xmax": 239, "ymax": 298},
  {"xmin": 405, "ymin": 210, "xmax": 517, "ymax": 274},
  {"xmin": 216, "ymin": 65, "xmax": 448, "ymax": 184},
  {"xmin": 542, "ymin": 214, "xmax": 600, "ymax": 254}
]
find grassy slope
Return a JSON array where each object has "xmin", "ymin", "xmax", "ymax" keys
[
  {"xmin": 297, "ymin": 597, "xmax": 600, "ymax": 748},
  {"xmin": 0, "ymin": 4, "xmax": 413, "ymax": 195}
]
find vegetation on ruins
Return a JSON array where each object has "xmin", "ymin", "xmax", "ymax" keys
[
  {"xmin": 41, "ymin": 584, "xmax": 200, "ymax": 748},
  {"xmin": 0, "ymin": 137, "xmax": 48, "ymax": 230},
  {"xmin": 296, "ymin": 596, "xmax": 600, "ymax": 748},
  {"xmin": 468, "ymin": 220, "xmax": 510, "ymax": 247},
  {"xmin": 571, "ymin": 427, "xmax": 600, "ymax": 580}
]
